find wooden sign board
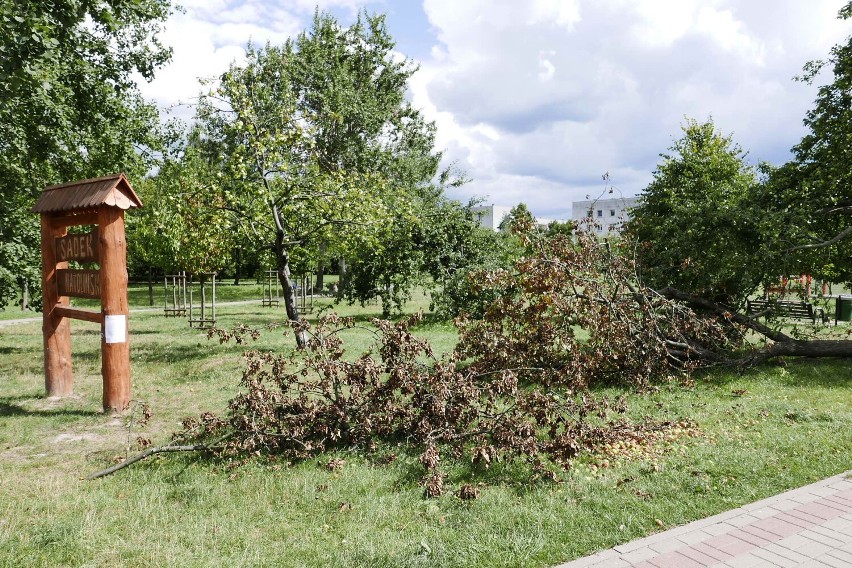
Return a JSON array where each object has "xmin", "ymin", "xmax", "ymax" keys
[
  {"xmin": 55, "ymin": 229, "xmax": 98, "ymax": 263},
  {"xmin": 34, "ymin": 173, "xmax": 143, "ymax": 411},
  {"xmin": 57, "ymin": 269, "xmax": 101, "ymax": 299}
]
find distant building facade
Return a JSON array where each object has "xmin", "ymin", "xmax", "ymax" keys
[
  {"xmin": 471, "ymin": 204, "xmax": 514, "ymax": 231},
  {"xmin": 472, "ymin": 204, "xmax": 565, "ymax": 232},
  {"xmin": 472, "ymin": 199, "xmax": 639, "ymax": 234},
  {"xmin": 571, "ymin": 196, "xmax": 639, "ymax": 235}
]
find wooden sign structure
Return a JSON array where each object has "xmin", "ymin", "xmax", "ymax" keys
[{"xmin": 32, "ymin": 174, "xmax": 142, "ymax": 412}]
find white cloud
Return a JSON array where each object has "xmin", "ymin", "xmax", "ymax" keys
[
  {"xmin": 138, "ymin": 0, "xmax": 852, "ymax": 219},
  {"xmin": 137, "ymin": 0, "xmax": 365, "ymax": 119},
  {"xmin": 628, "ymin": 0, "xmax": 700, "ymax": 47},
  {"xmin": 415, "ymin": 0, "xmax": 852, "ymax": 215},
  {"xmin": 696, "ymin": 7, "xmax": 765, "ymax": 64},
  {"xmin": 528, "ymin": 0, "xmax": 581, "ymax": 29},
  {"xmin": 538, "ymin": 50, "xmax": 557, "ymax": 81}
]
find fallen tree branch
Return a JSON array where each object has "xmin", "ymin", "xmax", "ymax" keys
[
  {"xmin": 86, "ymin": 432, "xmax": 234, "ymax": 480},
  {"xmin": 762, "ymin": 339, "xmax": 852, "ymax": 359},
  {"xmin": 656, "ymin": 287, "xmax": 793, "ymax": 343},
  {"xmin": 731, "ymin": 339, "xmax": 852, "ymax": 367}
]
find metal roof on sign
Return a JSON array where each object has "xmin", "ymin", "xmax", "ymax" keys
[{"xmin": 32, "ymin": 173, "xmax": 143, "ymax": 214}]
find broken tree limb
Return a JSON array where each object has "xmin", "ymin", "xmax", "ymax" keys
[
  {"xmin": 733, "ymin": 339, "xmax": 852, "ymax": 367},
  {"xmin": 761, "ymin": 339, "xmax": 852, "ymax": 359},
  {"xmin": 656, "ymin": 286, "xmax": 793, "ymax": 343},
  {"xmin": 86, "ymin": 432, "xmax": 234, "ymax": 480},
  {"xmin": 652, "ymin": 287, "xmax": 852, "ymax": 365}
]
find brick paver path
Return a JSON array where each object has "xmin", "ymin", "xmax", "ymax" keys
[{"xmin": 556, "ymin": 471, "xmax": 852, "ymax": 568}]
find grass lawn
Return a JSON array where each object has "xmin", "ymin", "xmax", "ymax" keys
[{"xmin": 0, "ymin": 291, "xmax": 850, "ymax": 567}]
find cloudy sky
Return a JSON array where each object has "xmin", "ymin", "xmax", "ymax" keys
[{"xmin": 138, "ymin": 0, "xmax": 851, "ymax": 220}]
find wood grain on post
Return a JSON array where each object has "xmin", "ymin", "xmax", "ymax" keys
[
  {"xmin": 41, "ymin": 216, "xmax": 73, "ymax": 396},
  {"xmin": 98, "ymin": 207, "xmax": 131, "ymax": 412}
]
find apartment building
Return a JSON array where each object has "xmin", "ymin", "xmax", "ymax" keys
[{"xmin": 570, "ymin": 196, "xmax": 639, "ymax": 234}]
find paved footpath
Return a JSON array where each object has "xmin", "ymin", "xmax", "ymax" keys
[{"xmin": 557, "ymin": 470, "xmax": 852, "ymax": 568}]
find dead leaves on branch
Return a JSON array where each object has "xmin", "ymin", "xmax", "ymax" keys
[
  {"xmin": 183, "ymin": 310, "xmax": 698, "ymax": 498},
  {"xmin": 455, "ymin": 227, "xmax": 742, "ymax": 389},
  {"xmin": 178, "ymin": 225, "xmax": 754, "ymax": 497}
]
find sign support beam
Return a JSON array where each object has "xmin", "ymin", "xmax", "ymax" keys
[
  {"xmin": 41, "ymin": 217, "xmax": 73, "ymax": 397},
  {"xmin": 99, "ymin": 206, "xmax": 131, "ymax": 411}
]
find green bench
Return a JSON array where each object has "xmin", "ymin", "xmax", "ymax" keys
[{"xmin": 746, "ymin": 299, "xmax": 828, "ymax": 324}]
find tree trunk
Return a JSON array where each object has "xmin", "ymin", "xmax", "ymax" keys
[
  {"xmin": 275, "ymin": 231, "xmax": 307, "ymax": 348},
  {"xmin": 337, "ymin": 258, "xmax": 347, "ymax": 300},
  {"xmin": 314, "ymin": 241, "xmax": 327, "ymax": 294},
  {"xmin": 233, "ymin": 247, "xmax": 241, "ymax": 285},
  {"xmin": 655, "ymin": 286, "xmax": 852, "ymax": 364},
  {"xmin": 21, "ymin": 280, "xmax": 29, "ymax": 311},
  {"xmin": 657, "ymin": 286, "xmax": 792, "ymax": 343},
  {"xmin": 760, "ymin": 340, "xmax": 852, "ymax": 359},
  {"xmin": 314, "ymin": 263, "xmax": 325, "ymax": 295},
  {"xmin": 200, "ymin": 273, "xmax": 207, "ymax": 322},
  {"xmin": 147, "ymin": 268, "xmax": 154, "ymax": 307}
]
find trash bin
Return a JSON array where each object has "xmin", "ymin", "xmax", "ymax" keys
[{"xmin": 836, "ymin": 295, "xmax": 852, "ymax": 323}]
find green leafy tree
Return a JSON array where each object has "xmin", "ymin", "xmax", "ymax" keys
[
  {"xmin": 289, "ymin": 11, "xmax": 439, "ymax": 183},
  {"xmin": 293, "ymin": 10, "xmax": 449, "ymax": 314},
  {"xmin": 625, "ymin": 119, "xmax": 762, "ymax": 305},
  {"xmin": 498, "ymin": 203, "xmax": 535, "ymax": 232},
  {"xmin": 427, "ymin": 200, "xmax": 521, "ymax": 318},
  {"xmin": 0, "ymin": 0, "xmax": 173, "ymax": 309},
  {"xmin": 765, "ymin": 1, "xmax": 852, "ymax": 284},
  {"xmin": 340, "ymin": 193, "xmax": 498, "ymax": 317},
  {"xmin": 129, "ymin": 142, "xmax": 237, "ymax": 278},
  {"xmin": 194, "ymin": 12, "xmax": 440, "ymax": 344}
]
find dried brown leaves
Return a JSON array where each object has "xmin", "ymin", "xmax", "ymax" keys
[
  {"xmin": 182, "ymin": 313, "xmax": 690, "ymax": 497},
  {"xmin": 456, "ymin": 224, "xmax": 740, "ymax": 389},
  {"xmin": 181, "ymin": 225, "xmax": 729, "ymax": 497}
]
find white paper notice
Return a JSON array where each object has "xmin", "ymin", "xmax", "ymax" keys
[{"xmin": 104, "ymin": 315, "xmax": 127, "ymax": 344}]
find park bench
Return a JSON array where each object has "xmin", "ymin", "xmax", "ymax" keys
[{"xmin": 746, "ymin": 299, "xmax": 828, "ymax": 324}]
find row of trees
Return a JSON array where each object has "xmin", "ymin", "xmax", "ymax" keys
[
  {"xmin": 1, "ymin": 2, "xmax": 849, "ymax": 341},
  {"xmin": 0, "ymin": 5, "xmax": 501, "ymax": 330}
]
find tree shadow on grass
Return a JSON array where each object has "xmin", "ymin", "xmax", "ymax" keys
[
  {"xmin": 0, "ymin": 346, "xmax": 39, "ymax": 355},
  {"xmin": 696, "ymin": 359, "xmax": 852, "ymax": 390},
  {"xmin": 69, "ymin": 343, "xmax": 218, "ymax": 366},
  {"xmin": 0, "ymin": 399, "xmax": 101, "ymax": 418}
]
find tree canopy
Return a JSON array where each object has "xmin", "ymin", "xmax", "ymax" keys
[
  {"xmin": 128, "ymin": 140, "xmax": 238, "ymax": 278},
  {"xmin": 185, "ymin": 11, "xmax": 446, "ymax": 341},
  {"xmin": 763, "ymin": 0, "xmax": 852, "ymax": 285},
  {"xmin": 625, "ymin": 119, "xmax": 762, "ymax": 305},
  {"xmin": 0, "ymin": 0, "xmax": 173, "ymax": 309}
]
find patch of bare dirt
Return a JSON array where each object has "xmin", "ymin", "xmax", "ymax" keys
[{"xmin": 51, "ymin": 432, "xmax": 104, "ymax": 444}]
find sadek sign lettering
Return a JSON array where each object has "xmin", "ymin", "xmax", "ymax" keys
[{"xmin": 55, "ymin": 229, "xmax": 98, "ymax": 263}]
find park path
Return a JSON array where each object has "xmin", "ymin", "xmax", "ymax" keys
[
  {"xmin": 556, "ymin": 470, "xmax": 852, "ymax": 568},
  {"xmin": 0, "ymin": 299, "xmax": 262, "ymax": 329}
]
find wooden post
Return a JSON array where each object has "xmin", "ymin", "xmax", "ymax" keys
[
  {"xmin": 99, "ymin": 207, "xmax": 131, "ymax": 412},
  {"xmin": 41, "ymin": 217, "xmax": 73, "ymax": 397}
]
